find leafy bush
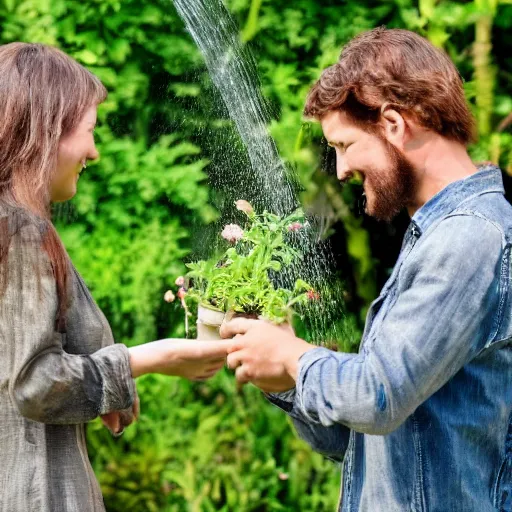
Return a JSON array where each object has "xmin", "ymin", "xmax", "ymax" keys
[{"xmin": 89, "ymin": 372, "xmax": 341, "ymax": 512}]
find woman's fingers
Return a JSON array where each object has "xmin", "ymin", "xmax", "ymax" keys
[
  {"xmin": 132, "ymin": 395, "xmax": 140, "ymax": 421},
  {"xmin": 193, "ymin": 370, "xmax": 220, "ymax": 381},
  {"xmin": 100, "ymin": 412, "xmax": 120, "ymax": 433},
  {"xmin": 193, "ymin": 340, "xmax": 232, "ymax": 359},
  {"xmin": 207, "ymin": 362, "xmax": 225, "ymax": 371},
  {"xmin": 206, "ymin": 356, "xmax": 228, "ymax": 364}
]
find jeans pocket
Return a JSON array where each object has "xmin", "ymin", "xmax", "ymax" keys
[{"xmin": 493, "ymin": 457, "xmax": 512, "ymax": 511}]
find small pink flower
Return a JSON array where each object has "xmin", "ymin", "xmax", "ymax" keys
[
  {"xmin": 177, "ymin": 287, "xmax": 187, "ymax": 300},
  {"xmin": 278, "ymin": 472, "xmax": 289, "ymax": 481},
  {"xmin": 175, "ymin": 276, "xmax": 185, "ymax": 287},
  {"xmin": 164, "ymin": 290, "xmax": 175, "ymax": 303},
  {"xmin": 288, "ymin": 222, "xmax": 303, "ymax": 232},
  {"xmin": 221, "ymin": 223, "xmax": 244, "ymax": 243},
  {"xmin": 306, "ymin": 290, "xmax": 320, "ymax": 301},
  {"xmin": 235, "ymin": 199, "xmax": 254, "ymax": 215}
]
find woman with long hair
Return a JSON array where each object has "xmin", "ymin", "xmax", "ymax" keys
[{"xmin": 0, "ymin": 42, "xmax": 229, "ymax": 511}]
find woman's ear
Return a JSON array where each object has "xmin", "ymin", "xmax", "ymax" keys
[{"xmin": 380, "ymin": 103, "xmax": 407, "ymax": 149}]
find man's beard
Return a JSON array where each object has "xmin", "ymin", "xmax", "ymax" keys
[{"xmin": 363, "ymin": 138, "xmax": 416, "ymax": 222}]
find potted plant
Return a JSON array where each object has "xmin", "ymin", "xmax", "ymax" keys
[{"xmin": 164, "ymin": 200, "xmax": 318, "ymax": 339}]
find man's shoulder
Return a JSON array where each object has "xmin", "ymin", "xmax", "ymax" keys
[
  {"xmin": 413, "ymin": 208, "xmax": 504, "ymax": 265},
  {"xmin": 448, "ymin": 192, "xmax": 512, "ymax": 242}
]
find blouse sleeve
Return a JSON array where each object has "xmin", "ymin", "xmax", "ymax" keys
[{"xmin": 1, "ymin": 222, "xmax": 136, "ymax": 424}]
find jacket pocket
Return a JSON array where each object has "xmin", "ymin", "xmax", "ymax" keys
[{"xmin": 493, "ymin": 457, "xmax": 512, "ymax": 511}]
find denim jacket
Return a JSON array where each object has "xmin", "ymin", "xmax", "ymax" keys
[{"xmin": 270, "ymin": 166, "xmax": 512, "ymax": 511}]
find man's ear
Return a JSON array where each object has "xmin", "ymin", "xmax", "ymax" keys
[{"xmin": 380, "ymin": 103, "xmax": 407, "ymax": 149}]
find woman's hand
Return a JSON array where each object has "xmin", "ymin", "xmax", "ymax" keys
[
  {"xmin": 128, "ymin": 339, "xmax": 230, "ymax": 379},
  {"xmin": 101, "ymin": 394, "xmax": 140, "ymax": 436}
]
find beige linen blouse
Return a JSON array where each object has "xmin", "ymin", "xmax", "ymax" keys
[{"xmin": 0, "ymin": 207, "xmax": 136, "ymax": 511}]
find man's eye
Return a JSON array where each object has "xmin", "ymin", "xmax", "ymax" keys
[{"xmin": 322, "ymin": 145, "xmax": 337, "ymax": 176}]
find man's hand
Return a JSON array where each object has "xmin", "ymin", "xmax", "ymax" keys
[{"xmin": 220, "ymin": 318, "xmax": 315, "ymax": 393}]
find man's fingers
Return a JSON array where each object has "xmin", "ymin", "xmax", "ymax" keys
[
  {"xmin": 235, "ymin": 364, "xmax": 251, "ymax": 385},
  {"xmin": 226, "ymin": 350, "xmax": 244, "ymax": 370},
  {"xmin": 226, "ymin": 334, "xmax": 245, "ymax": 354},
  {"xmin": 278, "ymin": 322, "xmax": 296, "ymax": 336},
  {"xmin": 220, "ymin": 318, "xmax": 258, "ymax": 339}
]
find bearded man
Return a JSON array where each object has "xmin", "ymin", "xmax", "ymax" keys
[{"xmin": 221, "ymin": 27, "xmax": 512, "ymax": 511}]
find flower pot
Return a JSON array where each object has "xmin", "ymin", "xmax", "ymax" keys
[{"xmin": 197, "ymin": 304, "xmax": 226, "ymax": 340}]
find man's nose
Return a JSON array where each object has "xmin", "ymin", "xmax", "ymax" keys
[{"xmin": 336, "ymin": 154, "xmax": 351, "ymax": 181}]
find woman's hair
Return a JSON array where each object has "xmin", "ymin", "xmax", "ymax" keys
[
  {"xmin": 0, "ymin": 43, "xmax": 107, "ymax": 329},
  {"xmin": 304, "ymin": 27, "xmax": 475, "ymax": 145}
]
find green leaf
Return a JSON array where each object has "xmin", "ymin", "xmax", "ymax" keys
[{"xmin": 74, "ymin": 49, "xmax": 98, "ymax": 65}]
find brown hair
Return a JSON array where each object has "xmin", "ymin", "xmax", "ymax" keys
[
  {"xmin": 304, "ymin": 27, "xmax": 475, "ymax": 145},
  {"xmin": 0, "ymin": 43, "xmax": 107, "ymax": 330}
]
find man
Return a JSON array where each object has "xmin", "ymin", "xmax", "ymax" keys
[{"xmin": 221, "ymin": 27, "xmax": 512, "ymax": 511}]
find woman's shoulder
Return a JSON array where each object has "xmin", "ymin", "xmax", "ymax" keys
[{"xmin": 0, "ymin": 201, "xmax": 50, "ymax": 245}]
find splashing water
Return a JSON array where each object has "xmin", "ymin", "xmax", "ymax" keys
[
  {"xmin": 173, "ymin": 0, "xmax": 297, "ymax": 215},
  {"xmin": 173, "ymin": 0, "xmax": 349, "ymax": 344}
]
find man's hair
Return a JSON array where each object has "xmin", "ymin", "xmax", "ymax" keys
[{"xmin": 304, "ymin": 27, "xmax": 475, "ymax": 145}]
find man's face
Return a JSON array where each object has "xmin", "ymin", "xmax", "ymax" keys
[{"xmin": 321, "ymin": 110, "xmax": 415, "ymax": 221}]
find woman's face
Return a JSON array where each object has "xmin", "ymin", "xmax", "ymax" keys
[{"xmin": 51, "ymin": 105, "xmax": 99, "ymax": 202}]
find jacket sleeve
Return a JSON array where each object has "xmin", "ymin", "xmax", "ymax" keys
[
  {"xmin": 1, "ymin": 223, "xmax": 136, "ymax": 424},
  {"xmin": 290, "ymin": 214, "xmax": 503, "ymax": 435},
  {"xmin": 267, "ymin": 390, "xmax": 349, "ymax": 462}
]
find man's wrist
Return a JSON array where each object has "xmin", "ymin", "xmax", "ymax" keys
[{"xmin": 284, "ymin": 339, "xmax": 315, "ymax": 381}]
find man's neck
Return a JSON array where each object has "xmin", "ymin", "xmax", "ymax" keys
[{"xmin": 406, "ymin": 135, "xmax": 478, "ymax": 217}]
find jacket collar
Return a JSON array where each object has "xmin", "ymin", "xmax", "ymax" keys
[{"xmin": 411, "ymin": 165, "xmax": 504, "ymax": 235}]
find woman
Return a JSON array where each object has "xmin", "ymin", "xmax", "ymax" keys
[{"xmin": 0, "ymin": 42, "xmax": 229, "ymax": 511}]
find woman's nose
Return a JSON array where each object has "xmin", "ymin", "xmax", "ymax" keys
[{"xmin": 89, "ymin": 145, "xmax": 99, "ymax": 161}]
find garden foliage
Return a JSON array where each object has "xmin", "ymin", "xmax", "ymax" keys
[
  {"xmin": 184, "ymin": 203, "xmax": 314, "ymax": 324},
  {"xmin": 0, "ymin": 0, "xmax": 511, "ymax": 510}
]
